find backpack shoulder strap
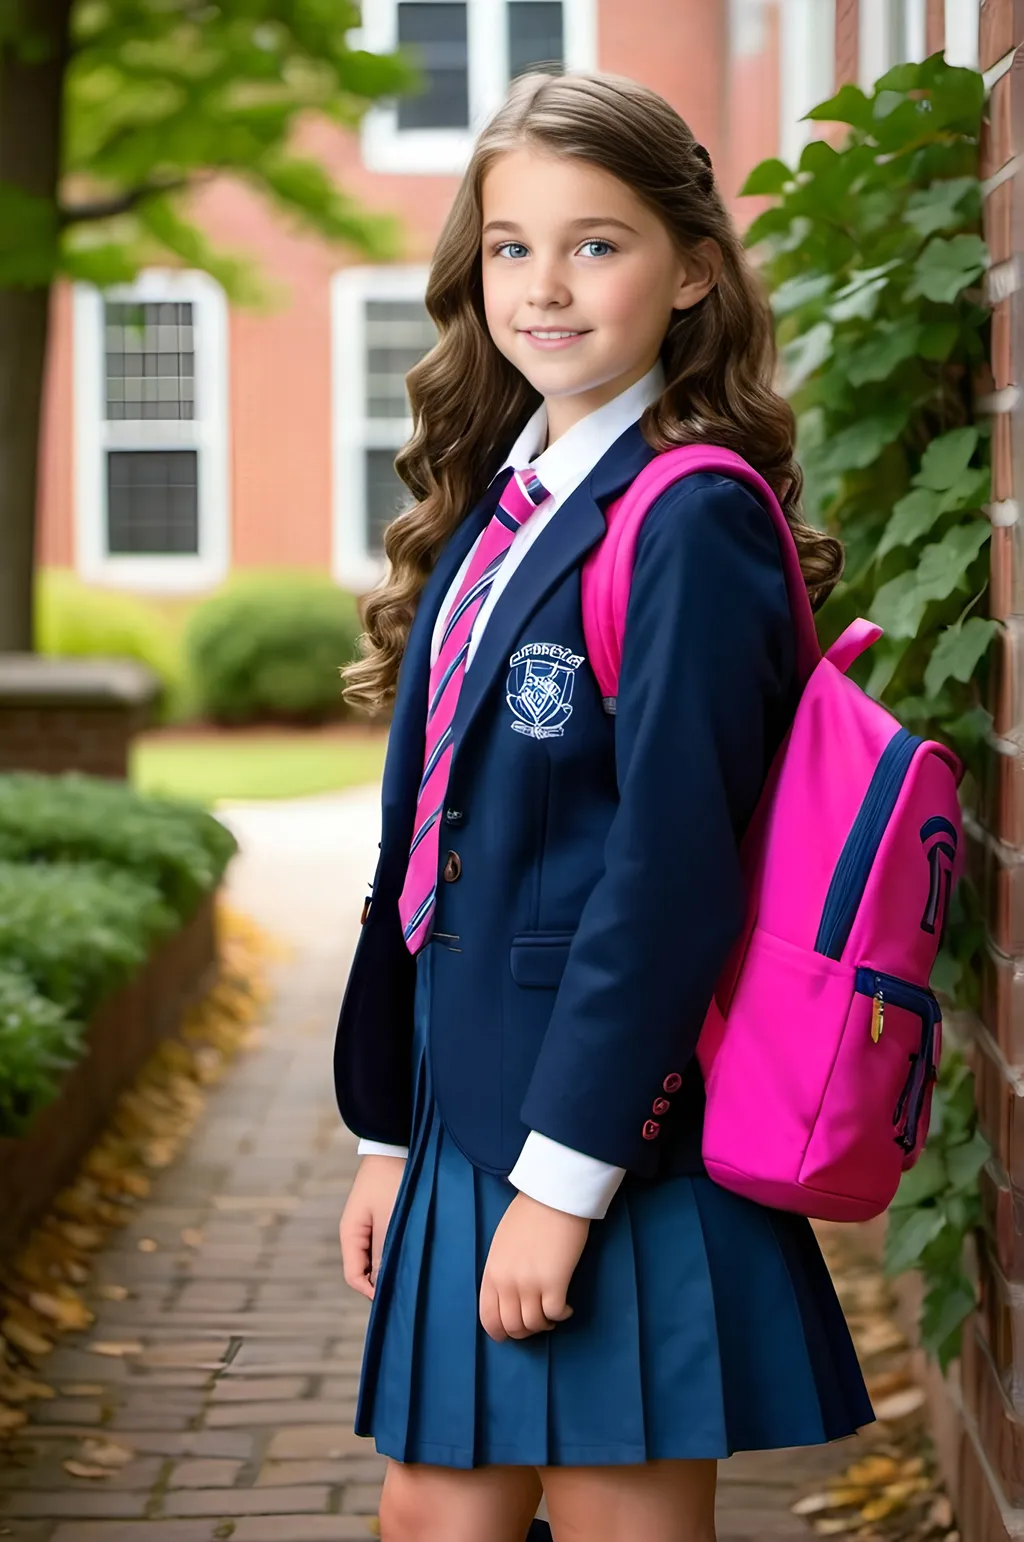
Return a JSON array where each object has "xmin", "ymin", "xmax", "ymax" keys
[{"xmin": 581, "ymin": 445, "xmax": 822, "ymax": 707}]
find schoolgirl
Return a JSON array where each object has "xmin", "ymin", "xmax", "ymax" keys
[{"xmin": 335, "ymin": 69, "xmax": 873, "ymax": 1542}]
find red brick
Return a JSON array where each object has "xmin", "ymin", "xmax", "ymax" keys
[
  {"xmin": 962, "ymin": 1320, "xmax": 1024, "ymax": 1506},
  {"xmin": 987, "ymin": 179, "xmax": 1016, "ymax": 270},
  {"xmin": 982, "ymin": 0, "xmax": 1024, "ymax": 71},
  {"xmin": 979, "ymin": 939, "xmax": 1024, "ymax": 1064}
]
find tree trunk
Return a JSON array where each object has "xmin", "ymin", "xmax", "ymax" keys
[{"xmin": 0, "ymin": 0, "xmax": 71, "ymax": 653}]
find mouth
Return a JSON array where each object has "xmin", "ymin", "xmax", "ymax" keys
[{"xmin": 519, "ymin": 328, "xmax": 590, "ymax": 349}]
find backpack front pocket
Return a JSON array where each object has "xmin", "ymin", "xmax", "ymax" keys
[{"xmin": 799, "ymin": 968, "xmax": 941, "ymax": 1204}]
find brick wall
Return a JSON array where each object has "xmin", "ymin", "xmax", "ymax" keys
[
  {"xmin": 0, "ymin": 657, "xmax": 160, "ymax": 780},
  {"xmin": 955, "ymin": 6, "xmax": 1024, "ymax": 1540}
]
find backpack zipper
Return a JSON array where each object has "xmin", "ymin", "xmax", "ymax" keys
[
  {"xmin": 814, "ymin": 728, "xmax": 922, "ymax": 959},
  {"xmin": 854, "ymin": 967, "xmax": 940, "ymax": 1153}
]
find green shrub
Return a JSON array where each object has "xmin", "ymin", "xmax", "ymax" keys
[
  {"xmin": 0, "ymin": 966, "xmax": 83, "ymax": 1138},
  {"xmin": 0, "ymin": 772, "xmax": 237, "ymax": 918},
  {"xmin": 35, "ymin": 569, "xmax": 191, "ymax": 723},
  {"xmin": 0, "ymin": 860, "xmax": 175, "ymax": 1018},
  {"xmin": 184, "ymin": 573, "xmax": 362, "ymax": 725}
]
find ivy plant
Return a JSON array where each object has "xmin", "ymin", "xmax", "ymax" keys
[{"xmin": 741, "ymin": 53, "xmax": 992, "ymax": 1369}]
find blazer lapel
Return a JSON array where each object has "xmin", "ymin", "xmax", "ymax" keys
[
  {"xmin": 449, "ymin": 421, "xmax": 658, "ymax": 768},
  {"xmin": 380, "ymin": 470, "xmax": 514, "ymax": 858}
]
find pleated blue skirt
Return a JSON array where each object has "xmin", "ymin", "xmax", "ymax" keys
[{"xmin": 355, "ymin": 947, "xmax": 874, "ymax": 1468}]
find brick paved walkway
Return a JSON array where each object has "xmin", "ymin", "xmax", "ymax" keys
[{"xmin": 0, "ymin": 785, "xmax": 875, "ymax": 1541}]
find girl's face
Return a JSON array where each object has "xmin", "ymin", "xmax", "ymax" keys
[{"xmin": 480, "ymin": 147, "xmax": 720, "ymax": 441}]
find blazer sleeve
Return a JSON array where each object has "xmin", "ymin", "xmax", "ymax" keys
[{"xmin": 518, "ymin": 473, "xmax": 797, "ymax": 1175}]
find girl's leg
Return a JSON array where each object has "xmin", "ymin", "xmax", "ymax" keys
[
  {"xmin": 541, "ymin": 1458, "xmax": 718, "ymax": 1542},
  {"xmin": 379, "ymin": 1457, "xmax": 543, "ymax": 1542}
]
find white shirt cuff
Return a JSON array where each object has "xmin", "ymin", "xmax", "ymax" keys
[
  {"xmin": 508, "ymin": 1131, "xmax": 626, "ymax": 1220},
  {"xmin": 357, "ymin": 1139, "xmax": 409, "ymax": 1159}
]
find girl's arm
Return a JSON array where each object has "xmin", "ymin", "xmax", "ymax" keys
[{"xmin": 519, "ymin": 473, "xmax": 795, "ymax": 1174}]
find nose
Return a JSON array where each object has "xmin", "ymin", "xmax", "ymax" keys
[{"xmin": 523, "ymin": 253, "xmax": 571, "ymax": 310}]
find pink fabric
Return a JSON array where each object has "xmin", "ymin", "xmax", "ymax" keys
[
  {"xmin": 398, "ymin": 467, "xmax": 548, "ymax": 953},
  {"xmin": 581, "ymin": 446, "xmax": 965, "ymax": 1222}
]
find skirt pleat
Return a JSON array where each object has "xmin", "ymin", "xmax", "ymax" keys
[{"xmin": 355, "ymin": 947, "xmax": 874, "ymax": 1468}]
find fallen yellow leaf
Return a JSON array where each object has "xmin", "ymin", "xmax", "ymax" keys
[
  {"xmin": 88, "ymin": 1341, "xmax": 142, "ymax": 1358},
  {"xmin": 3, "ymin": 1321, "xmax": 53, "ymax": 1357},
  {"xmin": 63, "ymin": 1460, "xmax": 114, "ymax": 1479},
  {"xmin": 0, "ymin": 1407, "xmax": 28, "ymax": 1433},
  {"xmin": 180, "ymin": 1229, "xmax": 204, "ymax": 1249},
  {"xmin": 137, "ymin": 1239, "xmax": 158, "ymax": 1253},
  {"xmin": 79, "ymin": 1438, "xmax": 133, "ymax": 1468},
  {"xmin": 97, "ymin": 1285, "xmax": 129, "ymax": 1302}
]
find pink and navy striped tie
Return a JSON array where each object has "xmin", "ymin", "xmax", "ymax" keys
[{"xmin": 398, "ymin": 465, "xmax": 550, "ymax": 953}]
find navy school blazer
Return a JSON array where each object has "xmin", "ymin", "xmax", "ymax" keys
[{"xmin": 333, "ymin": 419, "xmax": 799, "ymax": 1181}]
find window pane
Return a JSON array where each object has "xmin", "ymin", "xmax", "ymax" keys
[
  {"xmin": 365, "ymin": 299, "xmax": 437, "ymax": 419},
  {"xmin": 366, "ymin": 449, "xmax": 414, "ymax": 554},
  {"xmin": 508, "ymin": 1, "xmax": 563, "ymax": 76},
  {"xmin": 397, "ymin": 2, "xmax": 469, "ymax": 129},
  {"xmin": 104, "ymin": 301, "xmax": 195, "ymax": 421},
  {"xmin": 106, "ymin": 450, "xmax": 199, "ymax": 554}
]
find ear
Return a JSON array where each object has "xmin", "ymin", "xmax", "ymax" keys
[{"xmin": 672, "ymin": 238, "xmax": 724, "ymax": 312}]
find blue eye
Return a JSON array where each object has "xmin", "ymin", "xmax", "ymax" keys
[
  {"xmin": 495, "ymin": 242, "xmax": 529, "ymax": 259},
  {"xmin": 579, "ymin": 240, "xmax": 615, "ymax": 257}
]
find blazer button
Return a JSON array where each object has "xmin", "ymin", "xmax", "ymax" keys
[
  {"xmin": 444, "ymin": 808, "xmax": 464, "ymax": 826},
  {"xmin": 642, "ymin": 1119, "xmax": 661, "ymax": 1141},
  {"xmin": 662, "ymin": 1072, "xmax": 683, "ymax": 1094},
  {"xmin": 442, "ymin": 851, "xmax": 462, "ymax": 883},
  {"xmin": 652, "ymin": 1097, "xmax": 670, "ymax": 1115}
]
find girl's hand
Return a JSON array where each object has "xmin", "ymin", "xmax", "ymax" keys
[
  {"xmin": 479, "ymin": 1192, "xmax": 590, "ymax": 1342},
  {"xmin": 339, "ymin": 1154, "xmax": 406, "ymax": 1301}
]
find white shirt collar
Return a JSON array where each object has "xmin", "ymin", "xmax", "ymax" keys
[{"xmin": 495, "ymin": 360, "xmax": 665, "ymax": 499}]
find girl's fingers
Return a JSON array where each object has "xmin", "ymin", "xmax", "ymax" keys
[
  {"xmin": 520, "ymin": 1288, "xmax": 555, "ymax": 1336},
  {"xmin": 479, "ymin": 1278, "xmax": 506, "ymax": 1342},
  {"xmin": 540, "ymin": 1288, "xmax": 573, "ymax": 1325},
  {"xmin": 339, "ymin": 1214, "xmax": 374, "ymax": 1298},
  {"xmin": 498, "ymin": 1285, "xmax": 529, "ymax": 1341}
]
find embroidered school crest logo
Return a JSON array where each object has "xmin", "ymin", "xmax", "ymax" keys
[{"xmin": 506, "ymin": 642, "xmax": 584, "ymax": 739}]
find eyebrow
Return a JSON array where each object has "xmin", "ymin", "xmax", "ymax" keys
[{"xmin": 481, "ymin": 216, "xmax": 640, "ymax": 236}]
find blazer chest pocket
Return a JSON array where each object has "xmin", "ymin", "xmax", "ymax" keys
[{"xmin": 509, "ymin": 932, "xmax": 575, "ymax": 988}]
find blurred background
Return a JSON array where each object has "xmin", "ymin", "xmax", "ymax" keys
[{"xmin": 0, "ymin": 0, "xmax": 980, "ymax": 807}]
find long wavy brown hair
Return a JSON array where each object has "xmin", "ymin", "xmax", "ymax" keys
[{"xmin": 342, "ymin": 70, "xmax": 843, "ymax": 714}]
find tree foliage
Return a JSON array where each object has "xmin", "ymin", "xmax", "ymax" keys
[{"xmin": 1, "ymin": 0, "xmax": 417, "ymax": 294}]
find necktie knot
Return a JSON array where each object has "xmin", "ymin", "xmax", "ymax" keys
[{"xmin": 494, "ymin": 466, "xmax": 550, "ymax": 531}]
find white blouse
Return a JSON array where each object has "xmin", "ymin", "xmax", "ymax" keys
[{"xmin": 357, "ymin": 361, "xmax": 666, "ymax": 1220}]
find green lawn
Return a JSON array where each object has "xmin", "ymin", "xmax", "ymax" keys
[{"xmin": 131, "ymin": 729, "xmax": 388, "ymax": 806}]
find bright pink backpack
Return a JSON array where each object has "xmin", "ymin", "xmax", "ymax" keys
[{"xmin": 582, "ymin": 446, "xmax": 966, "ymax": 1222}]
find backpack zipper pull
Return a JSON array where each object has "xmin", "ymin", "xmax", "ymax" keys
[{"xmin": 871, "ymin": 989, "xmax": 885, "ymax": 1042}]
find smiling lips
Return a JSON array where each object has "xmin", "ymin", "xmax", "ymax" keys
[{"xmin": 520, "ymin": 328, "xmax": 589, "ymax": 348}]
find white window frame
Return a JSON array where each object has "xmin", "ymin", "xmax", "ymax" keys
[
  {"xmin": 944, "ymin": 0, "xmax": 980, "ymax": 68},
  {"xmin": 355, "ymin": 0, "xmax": 598, "ymax": 176},
  {"xmin": 331, "ymin": 264, "xmax": 432, "ymax": 592},
  {"xmin": 72, "ymin": 268, "xmax": 230, "ymax": 593},
  {"xmin": 779, "ymin": 0, "xmax": 836, "ymax": 167},
  {"xmin": 859, "ymin": 0, "xmax": 927, "ymax": 85}
]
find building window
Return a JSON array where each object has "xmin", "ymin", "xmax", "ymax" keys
[
  {"xmin": 332, "ymin": 267, "xmax": 436, "ymax": 590},
  {"xmin": 779, "ymin": 0, "xmax": 836, "ymax": 167},
  {"xmin": 73, "ymin": 270, "xmax": 229, "ymax": 591},
  {"xmin": 357, "ymin": 0, "xmax": 593, "ymax": 175},
  {"xmin": 859, "ymin": 0, "xmax": 927, "ymax": 85}
]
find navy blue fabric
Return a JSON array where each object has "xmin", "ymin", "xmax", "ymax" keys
[
  {"xmin": 333, "ymin": 421, "xmax": 799, "ymax": 1176},
  {"xmin": 355, "ymin": 949, "xmax": 874, "ymax": 1468}
]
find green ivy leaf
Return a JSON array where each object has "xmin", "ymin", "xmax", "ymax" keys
[
  {"xmin": 805, "ymin": 82, "xmax": 874, "ymax": 131},
  {"xmin": 878, "ymin": 487, "xmax": 943, "ymax": 558},
  {"xmin": 924, "ymin": 616, "xmax": 1000, "ymax": 695},
  {"xmin": 870, "ymin": 521, "xmax": 990, "ymax": 637},
  {"xmin": 770, "ymin": 272, "xmax": 835, "ymax": 317},
  {"xmin": 919, "ymin": 321, "xmax": 961, "ymax": 360},
  {"xmin": 907, "ymin": 234, "xmax": 988, "ymax": 303},
  {"xmin": 813, "ymin": 405, "xmax": 909, "ymax": 474},
  {"xmin": 827, "ymin": 261, "xmax": 903, "ymax": 323},
  {"xmin": 781, "ymin": 321, "xmax": 833, "ymax": 393},
  {"xmin": 916, "ymin": 426, "xmax": 979, "ymax": 490},
  {"xmin": 883, "ymin": 1204, "xmax": 947, "ymax": 1276},
  {"xmin": 846, "ymin": 320, "xmax": 922, "ymax": 386},
  {"xmin": 945, "ymin": 1129, "xmax": 991, "ymax": 1191},
  {"xmin": 890, "ymin": 1145, "xmax": 948, "ymax": 1207},
  {"xmin": 920, "ymin": 1274, "xmax": 976, "ymax": 1366},
  {"xmin": 930, "ymin": 948, "xmax": 963, "ymax": 1001},
  {"xmin": 739, "ymin": 157, "xmax": 793, "ymax": 197},
  {"xmin": 904, "ymin": 177, "xmax": 980, "ymax": 237}
]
